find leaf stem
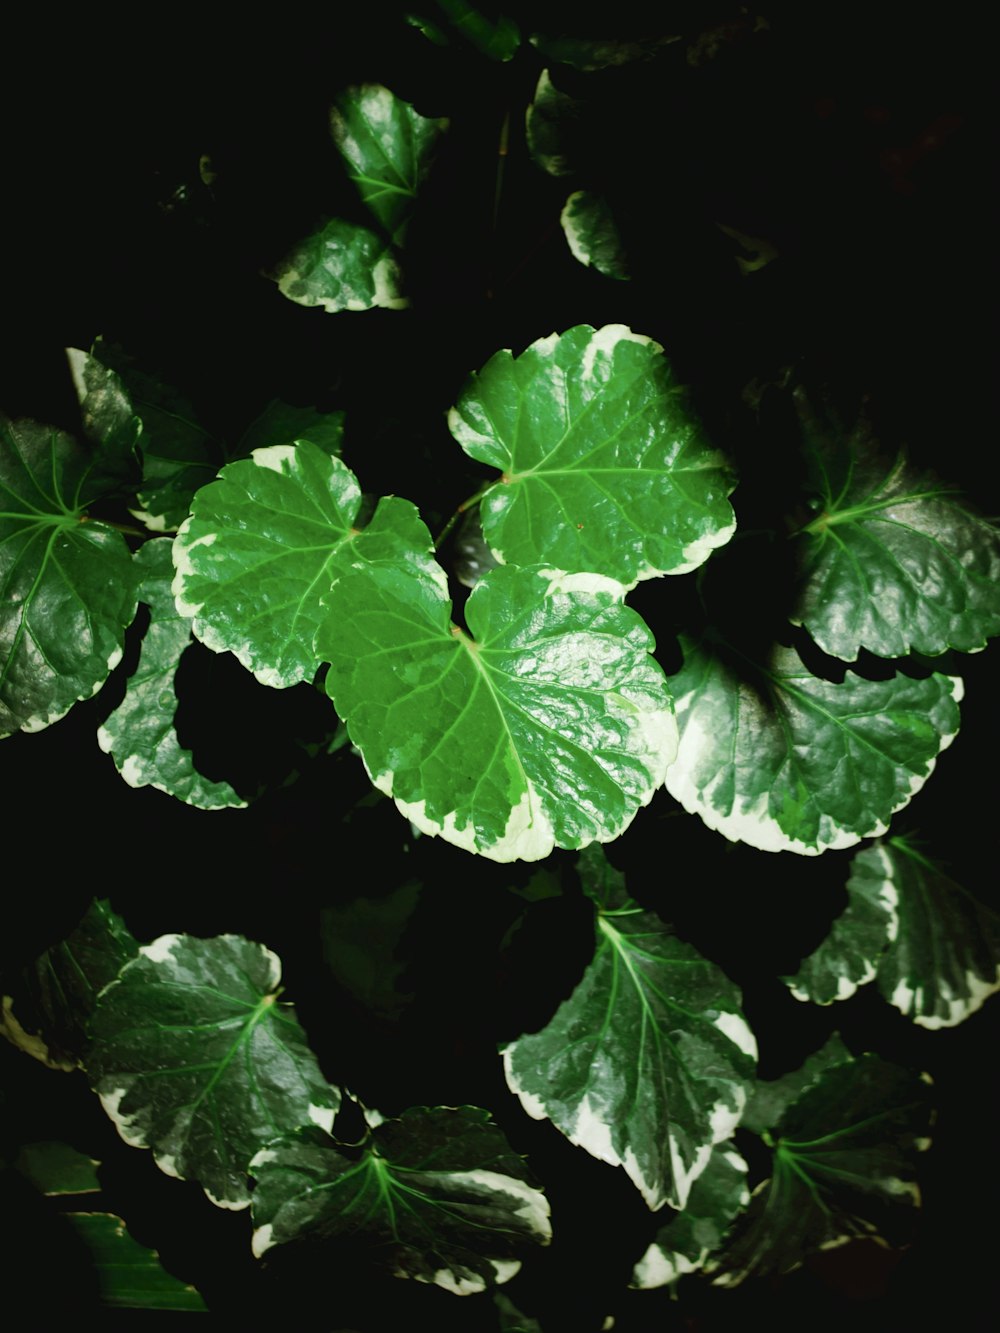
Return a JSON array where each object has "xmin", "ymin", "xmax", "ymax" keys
[
  {"xmin": 433, "ymin": 482, "xmax": 495, "ymax": 549},
  {"xmin": 81, "ymin": 515, "xmax": 147, "ymax": 538}
]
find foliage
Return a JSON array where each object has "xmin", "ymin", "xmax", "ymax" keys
[{"xmin": 2, "ymin": 6, "xmax": 997, "ymax": 1329}]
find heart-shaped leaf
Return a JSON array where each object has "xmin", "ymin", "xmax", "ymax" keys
[{"xmin": 449, "ymin": 325, "xmax": 736, "ymax": 585}]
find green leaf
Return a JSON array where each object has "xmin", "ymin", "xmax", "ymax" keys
[
  {"xmin": 529, "ymin": 33, "xmax": 681, "ymax": 71},
  {"xmin": 275, "ymin": 86, "xmax": 446, "ymax": 314},
  {"xmin": 712, "ymin": 1055, "xmax": 932, "ymax": 1285},
  {"xmin": 410, "ymin": 1, "xmax": 520, "ymax": 60},
  {"xmin": 66, "ymin": 347, "xmax": 141, "ymax": 481},
  {"xmin": 250, "ymin": 1106, "xmax": 551, "ymax": 1294},
  {"xmin": 87, "ymin": 934, "xmax": 340, "ymax": 1210},
  {"xmin": 173, "ymin": 441, "xmax": 435, "ymax": 689},
  {"xmin": 15, "ymin": 1140, "xmax": 101, "ymax": 1195},
  {"xmin": 792, "ymin": 407, "xmax": 1000, "ymax": 659},
  {"xmin": 503, "ymin": 848, "xmax": 756, "ymax": 1210},
  {"xmin": 97, "ymin": 539, "xmax": 246, "ymax": 809},
  {"xmin": 495, "ymin": 1292, "xmax": 543, "ymax": 1331},
  {"xmin": 237, "ymin": 400, "xmax": 345, "ymax": 458},
  {"xmin": 449, "ymin": 325, "xmax": 737, "ymax": 585},
  {"xmin": 741, "ymin": 1034, "xmax": 852, "ymax": 1137},
  {"xmin": 561, "ymin": 192, "xmax": 629, "ymax": 280},
  {"xmin": 789, "ymin": 839, "xmax": 1000, "ymax": 1027},
  {"xmin": 64, "ymin": 1212, "xmax": 208, "ymax": 1311},
  {"xmin": 525, "ymin": 70, "xmax": 585, "ymax": 178},
  {"xmin": 0, "ymin": 416, "xmax": 139, "ymax": 737},
  {"xmin": 784, "ymin": 846, "xmax": 898, "ymax": 1004},
  {"xmin": 664, "ymin": 635, "xmax": 963, "ymax": 855},
  {"xmin": 319, "ymin": 562, "xmax": 677, "ymax": 862},
  {"xmin": 0, "ymin": 898, "xmax": 138, "ymax": 1070},
  {"xmin": 90, "ymin": 341, "xmax": 220, "ymax": 532},
  {"xmin": 631, "ymin": 1144, "xmax": 750, "ymax": 1288},
  {"xmin": 320, "ymin": 880, "xmax": 420, "ymax": 1019}
]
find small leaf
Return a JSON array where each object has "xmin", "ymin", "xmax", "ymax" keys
[
  {"xmin": 275, "ymin": 85, "xmax": 446, "ymax": 314},
  {"xmin": 90, "ymin": 341, "xmax": 220, "ymax": 533},
  {"xmin": 561, "ymin": 192, "xmax": 629, "ymax": 280},
  {"xmin": 319, "ymin": 563, "xmax": 677, "ymax": 862},
  {"xmin": 525, "ymin": 70, "xmax": 585, "ymax": 178},
  {"xmin": 320, "ymin": 880, "xmax": 421, "ymax": 1019},
  {"xmin": 64, "ymin": 1212, "xmax": 208, "ymax": 1311},
  {"xmin": 250, "ymin": 1106, "xmax": 551, "ymax": 1294},
  {"xmin": 0, "ymin": 898, "xmax": 138, "ymax": 1069},
  {"xmin": 236, "ymin": 401, "xmax": 345, "ymax": 458},
  {"xmin": 97, "ymin": 539, "xmax": 246, "ymax": 809},
  {"xmin": 0, "ymin": 416, "xmax": 139, "ymax": 737},
  {"xmin": 631, "ymin": 1145, "xmax": 750, "ymax": 1288},
  {"xmin": 87, "ymin": 934, "xmax": 340, "ymax": 1210},
  {"xmin": 791, "ymin": 403, "xmax": 1000, "ymax": 659},
  {"xmin": 449, "ymin": 325, "xmax": 737, "ymax": 585},
  {"xmin": 15, "ymin": 1140, "xmax": 101, "ymax": 1196},
  {"xmin": 66, "ymin": 347, "xmax": 141, "ymax": 482},
  {"xmin": 665, "ymin": 635, "xmax": 963, "ymax": 855},
  {"xmin": 495, "ymin": 1291, "xmax": 543, "ymax": 1331},
  {"xmin": 173, "ymin": 441, "xmax": 434, "ymax": 689},
  {"xmin": 712, "ymin": 1056, "xmax": 932, "ymax": 1285},
  {"xmin": 529, "ymin": 33, "xmax": 681, "ymax": 71},
  {"xmin": 504, "ymin": 848, "xmax": 756, "ymax": 1210},
  {"xmin": 410, "ymin": 1, "xmax": 520, "ymax": 60},
  {"xmin": 741, "ymin": 1034, "xmax": 852, "ymax": 1137}
]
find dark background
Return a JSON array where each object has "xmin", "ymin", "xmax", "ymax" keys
[{"xmin": 1, "ymin": 4, "xmax": 996, "ymax": 1328}]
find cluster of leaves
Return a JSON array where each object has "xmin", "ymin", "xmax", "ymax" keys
[{"xmin": 2, "ymin": 5, "xmax": 998, "ymax": 1326}]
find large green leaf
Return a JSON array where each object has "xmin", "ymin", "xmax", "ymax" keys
[
  {"xmin": 0, "ymin": 898, "xmax": 138, "ymax": 1070},
  {"xmin": 89, "ymin": 341, "xmax": 220, "ymax": 532},
  {"xmin": 0, "ymin": 416, "xmax": 139, "ymax": 736},
  {"xmin": 275, "ymin": 85, "xmax": 446, "ymax": 313},
  {"xmin": 449, "ymin": 325, "xmax": 736, "ymax": 585},
  {"xmin": 87, "ymin": 934, "xmax": 340, "ymax": 1209},
  {"xmin": 787, "ymin": 839, "xmax": 1000, "ymax": 1027},
  {"xmin": 664, "ymin": 635, "xmax": 963, "ymax": 855},
  {"xmin": 791, "ymin": 407, "xmax": 1000, "ymax": 659},
  {"xmin": 561, "ymin": 191, "xmax": 628, "ymax": 280},
  {"xmin": 97, "ymin": 540, "xmax": 245, "ymax": 809},
  {"xmin": 741, "ymin": 1033, "xmax": 852, "ymax": 1137},
  {"xmin": 250, "ymin": 1106, "xmax": 551, "ymax": 1294},
  {"xmin": 64, "ymin": 1212, "xmax": 208, "ymax": 1311},
  {"xmin": 319, "ymin": 562, "xmax": 677, "ymax": 862},
  {"xmin": 173, "ymin": 441, "xmax": 435, "ymax": 688},
  {"xmin": 503, "ymin": 849, "xmax": 756, "ymax": 1209},
  {"xmin": 631, "ymin": 1144, "xmax": 750, "ymax": 1288},
  {"xmin": 712, "ymin": 1055, "xmax": 932, "ymax": 1285}
]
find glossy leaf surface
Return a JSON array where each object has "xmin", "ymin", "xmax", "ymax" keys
[
  {"xmin": 66, "ymin": 347, "xmax": 141, "ymax": 481},
  {"xmin": 0, "ymin": 898, "xmax": 138, "ymax": 1070},
  {"xmin": 87, "ymin": 934, "xmax": 340, "ymax": 1209},
  {"xmin": 319, "ymin": 563, "xmax": 677, "ymax": 862},
  {"xmin": 250, "ymin": 1106, "xmax": 551, "ymax": 1294},
  {"xmin": 173, "ymin": 442, "xmax": 432, "ymax": 688},
  {"xmin": 665, "ymin": 635, "xmax": 963, "ymax": 854},
  {"xmin": 631, "ymin": 1145, "xmax": 750, "ymax": 1288},
  {"xmin": 1, "ymin": 416, "xmax": 138, "ymax": 736},
  {"xmin": 792, "ymin": 411, "xmax": 1000, "ymax": 659},
  {"xmin": 449, "ymin": 325, "xmax": 736, "ymax": 585},
  {"xmin": 65, "ymin": 1213, "xmax": 208, "ymax": 1311},
  {"xmin": 713, "ymin": 1056, "xmax": 932, "ymax": 1285},
  {"xmin": 98, "ymin": 540, "xmax": 245, "ymax": 808},
  {"xmin": 276, "ymin": 85, "xmax": 445, "ymax": 313},
  {"xmin": 788, "ymin": 840, "xmax": 1000, "ymax": 1027},
  {"xmin": 503, "ymin": 849, "xmax": 756, "ymax": 1209},
  {"xmin": 561, "ymin": 192, "xmax": 628, "ymax": 280}
]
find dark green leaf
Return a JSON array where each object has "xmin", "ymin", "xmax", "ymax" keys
[
  {"xmin": 561, "ymin": 192, "xmax": 629, "ymax": 280},
  {"xmin": 97, "ymin": 540, "xmax": 245, "ymax": 808},
  {"xmin": 320, "ymin": 880, "xmax": 420, "ymax": 1019},
  {"xmin": 0, "ymin": 898, "xmax": 138, "ymax": 1070},
  {"xmin": 66, "ymin": 347, "xmax": 141, "ymax": 482},
  {"xmin": 631, "ymin": 1144, "xmax": 750, "ymax": 1287},
  {"xmin": 173, "ymin": 442, "xmax": 434, "ymax": 689},
  {"xmin": 450, "ymin": 325, "xmax": 736, "ymax": 585},
  {"xmin": 87, "ymin": 934, "xmax": 340, "ymax": 1209},
  {"xmin": 525, "ymin": 70, "xmax": 585, "ymax": 177},
  {"xmin": 15, "ymin": 1140, "xmax": 101, "ymax": 1195},
  {"xmin": 237, "ymin": 401, "xmax": 345, "ymax": 458},
  {"xmin": 741, "ymin": 1034, "xmax": 852, "ymax": 1137},
  {"xmin": 529, "ymin": 33, "xmax": 681, "ymax": 71},
  {"xmin": 495, "ymin": 1292, "xmax": 543, "ymax": 1331},
  {"xmin": 792, "ymin": 405, "xmax": 1000, "ymax": 659},
  {"xmin": 665, "ymin": 635, "xmax": 963, "ymax": 854},
  {"xmin": 320, "ymin": 562, "xmax": 676, "ymax": 862},
  {"xmin": 0, "ymin": 416, "xmax": 139, "ymax": 736},
  {"xmin": 504, "ymin": 848, "xmax": 756, "ymax": 1209},
  {"xmin": 410, "ymin": 1, "xmax": 520, "ymax": 60},
  {"xmin": 250, "ymin": 1106, "xmax": 551, "ymax": 1294},
  {"xmin": 712, "ymin": 1056, "xmax": 932, "ymax": 1285},
  {"xmin": 64, "ymin": 1212, "xmax": 208, "ymax": 1311}
]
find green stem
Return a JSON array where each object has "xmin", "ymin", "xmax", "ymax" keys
[
  {"xmin": 81, "ymin": 515, "xmax": 147, "ymax": 538},
  {"xmin": 433, "ymin": 482, "xmax": 496, "ymax": 549}
]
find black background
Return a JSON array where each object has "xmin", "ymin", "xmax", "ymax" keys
[{"xmin": 1, "ymin": 4, "xmax": 996, "ymax": 1329}]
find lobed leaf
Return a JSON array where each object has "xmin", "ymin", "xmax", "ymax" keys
[
  {"xmin": 665, "ymin": 635, "xmax": 963, "ymax": 854},
  {"xmin": 449, "ymin": 325, "xmax": 736, "ymax": 585}
]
